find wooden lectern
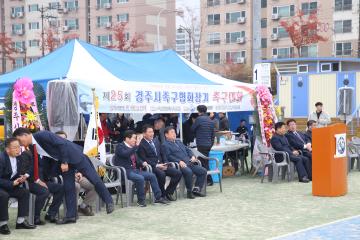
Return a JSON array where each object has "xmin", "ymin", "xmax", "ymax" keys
[{"xmin": 312, "ymin": 123, "xmax": 347, "ymax": 197}]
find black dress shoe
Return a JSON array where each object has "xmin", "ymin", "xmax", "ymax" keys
[
  {"xmin": 106, "ymin": 203, "xmax": 114, "ymax": 214},
  {"xmin": 165, "ymin": 193, "xmax": 176, "ymax": 201},
  {"xmin": 300, "ymin": 177, "xmax": 310, "ymax": 183},
  {"xmin": 0, "ymin": 224, "xmax": 11, "ymax": 235},
  {"xmin": 187, "ymin": 191, "xmax": 195, "ymax": 199},
  {"xmin": 56, "ymin": 217, "xmax": 76, "ymax": 225},
  {"xmin": 34, "ymin": 218, "xmax": 46, "ymax": 225},
  {"xmin": 45, "ymin": 214, "xmax": 57, "ymax": 223},
  {"xmin": 192, "ymin": 189, "xmax": 206, "ymax": 197},
  {"xmin": 137, "ymin": 200, "xmax": 147, "ymax": 207},
  {"xmin": 154, "ymin": 197, "xmax": 169, "ymax": 205},
  {"xmin": 16, "ymin": 220, "xmax": 36, "ymax": 229}
]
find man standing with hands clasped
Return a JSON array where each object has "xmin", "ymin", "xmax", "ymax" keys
[{"xmin": 13, "ymin": 128, "xmax": 114, "ymax": 225}]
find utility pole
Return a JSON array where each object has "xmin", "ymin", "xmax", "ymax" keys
[
  {"xmin": 38, "ymin": 4, "xmax": 62, "ymax": 56},
  {"xmin": 358, "ymin": 2, "xmax": 360, "ymax": 57}
]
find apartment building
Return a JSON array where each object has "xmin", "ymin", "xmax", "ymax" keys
[
  {"xmin": 200, "ymin": 0, "xmax": 252, "ymax": 74},
  {"xmin": 200, "ymin": 0, "xmax": 360, "ymax": 73},
  {"xmin": 0, "ymin": 0, "xmax": 176, "ymax": 73}
]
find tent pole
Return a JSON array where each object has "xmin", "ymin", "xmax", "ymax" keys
[{"xmin": 179, "ymin": 113, "xmax": 183, "ymax": 142}]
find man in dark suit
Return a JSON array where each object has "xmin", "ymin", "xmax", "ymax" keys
[
  {"xmin": 137, "ymin": 125, "xmax": 182, "ymax": 201},
  {"xmin": 114, "ymin": 130, "xmax": 168, "ymax": 207},
  {"xmin": 305, "ymin": 120, "xmax": 316, "ymax": 143},
  {"xmin": 0, "ymin": 138, "xmax": 36, "ymax": 234},
  {"xmin": 162, "ymin": 127, "xmax": 207, "ymax": 198},
  {"xmin": 13, "ymin": 128, "xmax": 114, "ymax": 224},
  {"xmin": 191, "ymin": 105, "xmax": 215, "ymax": 186},
  {"xmin": 285, "ymin": 119, "xmax": 312, "ymax": 179},
  {"xmin": 270, "ymin": 122, "xmax": 311, "ymax": 183},
  {"xmin": 20, "ymin": 150, "xmax": 64, "ymax": 225}
]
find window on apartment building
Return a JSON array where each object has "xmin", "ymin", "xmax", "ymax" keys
[
  {"xmin": 97, "ymin": 16, "xmax": 112, "ymax": 27},
  {"xmin": 272, "ymin": 47, "xmax": 294, "ymax": 58},
  {"xmin": 272, "ymin": 5, "xmax": 295, "ymax": 18},
  {"xmin": 29, "ymin": 39, "xmax": 40, "ymax": 47},
  {"xmin": 300, "ymin": 45, "xmax": 317, "ymax": 57},
  {"xmin": 207, "ymin": 52, "xmax": 220, "ymax": 64},
  {"xmin": 64, "ymin": 1, "xmax": 79, "ymax": 10},
  {"xmin": 334, "ymin": 20, "xmax": 352, "ymax": 33},
  {"xmin": 11, "ymin": 6, "xmax": 25, "ymax": 15},
  {"xmin": 207, "ymin": 0, "xmax": 220, "ymax": 7},
  {"xmin": 261, "ymin": 0, "xmax": 267, "ymax": 8},
  {"xmin": 207, "ymin": 32, "xmax": 221, "ymax": 45},
  {"xmin": 225, "ymin": 31, "xmax": 245, "ymax": 43},
  {"xmin": 208, "ymin": 14, "xmax": 220, "ymax": 25},
  {"xmin": 28, "ymin": 4, "xmax": 39, "ymax": 12},
  {"xmin": 301, "ymin": 2, "xmax": 317, "ymax": 15},
  {"xmin": 261, "ymin": 18, "xmax": 267, "ymax": 28},
  {"xmin": 118, "ymin": 0, "xmax": 129, "ymax": 3},
  {"xmin": 97, "ymin": 35, "xmax": 113, "ymax": 47},
  {"xmin": 117, "ymin": 13, "xmax": 129, "ymax": 22},
  {"xmin": 65, "ymin": 19, "xmax": 79, "ymax": 30},
  {"xmin": 97, "ymin": 0, "xmax": 112, "ymax": 8},
  {"xmin": 14, "ymin": 58, "xmax": 25, "ymax": 69},
  {"xmin": 12, "ymin": 24, "xmax": 25, "ymax": 34},
  {"xmin": 29, "ymin": 57, "xmax": 39, "ymax": 63},
  {"xmin": 226, "ymin": 0, "xmax": 242, "ymax": 4},
  {"xmin": 335, "ymin": 42, "xmax": 352, "ymax": 56},
  {"xmin": 273, "ymin": 27, "xmax": 288, "ymax": 38},
  {"xmin": 176, "ymin": 39, "xmax": 185, "ymax": 44},
  {"xmin": 49, "ymin": 2, "xmax": 60, "ymax": 9},
  {"xmin": 13, "ymin": 41, "xmax": 25, "ymax": 52},
  {"xmin": 261, "ymin": 38, "xmax": 267, "ymax": 48},
  {"xmin": 335, "ymin": 0, "xmax": 352, "ymax": 11},
  {"xmin": 226, "ymin": 11, "xmax": 246, "ymax": 24},
  {"xmin": 28, "ymin": 22, "xmax": 40, "ymax": 30},
  {"xmin": 225, "ymin": 51, "xmax": 246, "ymax": 63}
]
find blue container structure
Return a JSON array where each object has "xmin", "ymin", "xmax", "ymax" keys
[{"xmin": 208, "ymin": 151, "xmax": 224, "ymax": 183}]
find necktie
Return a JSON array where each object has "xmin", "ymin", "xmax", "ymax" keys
[
  {"xmin": 33, "ymin": 144, "xmax": 39, "ymax": 181},
  {"xmin": 294, "ymin": 132, "xmax": 305, "ymax": 144},
  {"xmin": 149, "ymin": 140, "xmax": 157, "ymax": 155},
  {"xmin": 130, "ymin": 154, "xmax": 136, "ymax": 169}
]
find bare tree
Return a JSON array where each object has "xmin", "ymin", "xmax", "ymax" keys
[{"xmin": 180, "ymin": 7, "xmax": 202, "ymax": 66}]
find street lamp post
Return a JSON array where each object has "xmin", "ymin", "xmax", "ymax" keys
[{"xmin": 156, "ymin": 8, "xmax": 183, "ymax": 51}]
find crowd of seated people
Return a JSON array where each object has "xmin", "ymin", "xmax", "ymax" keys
[
  {"xmin": 271, "ymin": 121, "xmax": 312, "ymax": 183},
  {"xmin": 1, "ymin": 126, "xmax": 115, "ymax": 235},
  {"xmin": 1, "ymin": 109, "xmax": 217, "ymax": 235}
]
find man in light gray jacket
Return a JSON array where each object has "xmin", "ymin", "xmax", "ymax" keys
[{"xmin": 308, "ymin": 102, "xmax": 331, "ymax": 128}]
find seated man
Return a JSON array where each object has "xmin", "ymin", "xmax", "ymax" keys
[
  {"xmin": 55, "ymin": 131, "xmax": 96, "ymax": 217},
  {"xmin": 285, "ymin": 119, "xmax": 312, "ymax": 177},
  {"xmin": 271, "ymin": 122, "xmax": 311, "ymax": 183},
  {"xmin": 20, "ymin": 150, "xmax": 63, "ymax": 225},
  {"xmin": 305, "ymin": 120, "xmax": 316, "ymax": 143},
  {"xmin": 13, "ymin": 127, "xmax": 114, "ymax": 225},
  {"xmin": 162, "ymin": 127, "xmax": 207, "ymax": 198},
  {"xmin": 114, "ymin": 130, "xmax": 167, "ymax": 207},
  {"xmin": 0, "ymin": 138, "xmax": 36, "ymax": 233},
  {"xmin": 137, "ymin": 125, "xmax": 182, "ymax": 201}
]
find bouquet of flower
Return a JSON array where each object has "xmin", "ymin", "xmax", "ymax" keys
[
  {"xmin": 12, "ymin": 77, "xmax": 42, "ymax": 133},
  {"xmin": 256, "ymin": 85, "xmax": 277, "ymax": 146}
]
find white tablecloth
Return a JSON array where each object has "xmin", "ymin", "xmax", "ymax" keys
[{"xmin": 211, "ymin": 142, "xmax": 249, "ymax": 152}]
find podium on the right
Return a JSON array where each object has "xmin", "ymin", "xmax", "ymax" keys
[{"xmin": 312, "ymin": 123, "xmax": 347, "ymax": 197}]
